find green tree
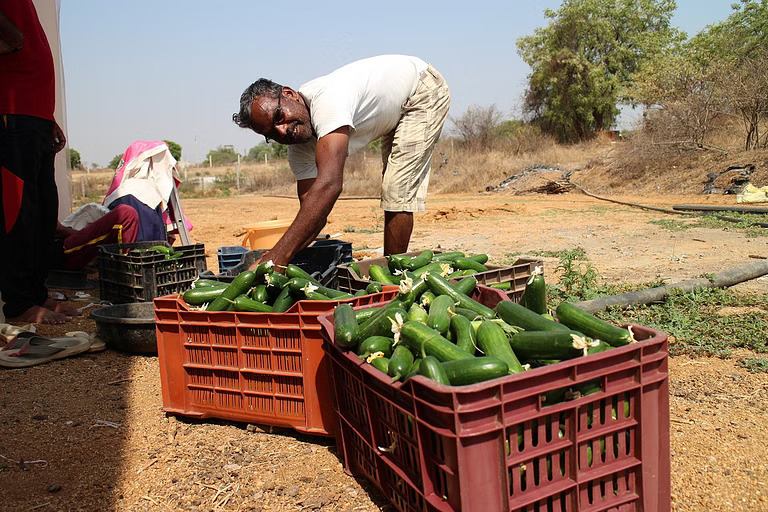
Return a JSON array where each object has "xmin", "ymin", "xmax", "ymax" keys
[
  {"xmin": 163, "ymin": 139, "xmax": 182, "ymax": 161},
  {"xmin": 204, "ymin": 145, "xmax": 239, "ymax": 165},
  {"xmin": 68, "ymin": 148, "xmax": 82, "ymax": 169},
  {"xmin": 246, "ymin": 143, "xmax": 288, "ymax": 161},
  {"xmin": 109, "ymin": 153, "xmax": 123, "ymax": 170},
  {"xmin": 517, "ymin": 0, "xmax": 682, "ymax": 142}
]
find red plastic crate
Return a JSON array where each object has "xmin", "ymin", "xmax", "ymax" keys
[
  {"xmin": 318, "ymin": 294, "xmax": 670, "ymax": 512},
  {"xmin": 153, "ymin": 288, "xmax": 398, "ymax": 437}
]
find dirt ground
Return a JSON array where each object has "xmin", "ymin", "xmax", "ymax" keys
[{"xmin": 1, "ymin": 191, "xmax": 767, "ymax": 512}]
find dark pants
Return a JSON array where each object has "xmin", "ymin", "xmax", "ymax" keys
[{"xmin": 0, "ymin": 114, "xmax": 57, "ymax": 318}]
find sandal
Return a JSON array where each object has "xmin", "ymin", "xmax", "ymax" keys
[{"xmin": 0, "ymin": 331, "xmax": 91, "ymax": 368}]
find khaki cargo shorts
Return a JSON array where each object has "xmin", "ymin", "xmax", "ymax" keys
[{"xmin": 380, "ymin": 65, "xmax": 450, "ymax": 212}]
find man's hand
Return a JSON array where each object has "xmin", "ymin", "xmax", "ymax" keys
[
  {"xmin": 53, "ymin": 122, "xmax": 66, "ymax": 153},
  {"xmin": 56, "ymin": 222, "xmax": 78, "ymax": 239},
  {"xmin": 0, "ymin": 11, "xmax": 23, "ymax": 55}
]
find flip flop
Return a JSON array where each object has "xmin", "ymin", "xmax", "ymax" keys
[
  {"xmin": 0, "ymin": 332, "xmax": 92, "ymax": 368},
  {"xmin": 63, "ymin": 330, "xmax": 106, "ymax": 353},
  {"xmin": 0, "ymin": 323, "xmax": 36, "ymax": 347}
]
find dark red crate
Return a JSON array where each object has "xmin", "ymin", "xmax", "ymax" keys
[
  {"xmin": 318, "ymin": 294, "xmax": 670, "ymax": 512},
  {"xmin": 154, "ymin": 288, "xmax": 398, "ymax": 437}
]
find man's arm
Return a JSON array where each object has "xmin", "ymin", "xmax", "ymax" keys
[
  {"xmin": 257, "ymin": 126, "xmax": 349, "ymax": 267},
  {"xmin": 0, "ymin": 10, "xmax": 24, "ymax": 55}
]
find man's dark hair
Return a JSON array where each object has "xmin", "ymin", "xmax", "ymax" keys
[{"xmin": 232, "ymin": 78, "xmax": 283, "ymax": 130}]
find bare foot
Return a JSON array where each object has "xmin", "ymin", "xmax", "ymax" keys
[
  {"xmin": 9, "ymin": 305, "xmax": 69, "ymax": 325},
  {"xmin": 44, "ymin": 298, "xmax": 82, "ymax": 317}
]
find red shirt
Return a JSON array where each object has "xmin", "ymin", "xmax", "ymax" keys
[{"xmin": 0, "ymin": 0, "xmax": 55, "ymax": 120}]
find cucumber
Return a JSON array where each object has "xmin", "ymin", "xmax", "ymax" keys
[
  {"xmin": 441, "ymin": 357, "xmax": 509, "ymax": 385},
  {"xmin": 304, "ymin": 290, "xmax": 331, "ymax": 300},
  {"xmin": 206, "ymin": 270, "xmax": 258, "ymax": 311},
  {"xmin": 587, "ymin": 340, "xmax": 613, "ymax": 355},
  {"xmin": 253, "ymin": 261, "xmax": 275, "ymax": 281},
  {"xmin": 369, "ymin": 264, "xmax": 396, "ymax": 285},
  {"xmin": 405, "ymin": 357, "xmax": 422, "ymax": 380},
  {"xmin": 453, "ymin": 257, "xmax": 487, "ymax": 272},
  {"xmin": 450, "ymin": 315, "xmax": 476, "ymax": 354},
  {"xmin": 365, "ymin": 281, "xmax": 383, "ymax": 294},
  {"xmin": 398, "ymin": 278, "xmax": 429, "ymax": 309},
  {"xmin": 411, "ymin": 262, "xmax": 448, "ymax": 279},
  {"xmin": 420, "ymin": 291, "xmax": 436, "ymax": 307},
  {"xmin": 271, "ymin": 286, "xmax": 295, "ymax": 312},
  {"xmin": 249, "ymin": 284, "xmax": 269, "ymax": 303},
  {"xmin": 476, "ymin": 321, "xmax": 524, "ymax": 374},
  {"xmin": 285, "ymin": 264, "xmax": 320, "ymax": 284},
  {"xmin": 496, "ymin": 301, "xmax": 570, "ymax": 332},
  {"xmin": 490, "ymin": 282, "xmax": 512, "ymax": 291},
  {"xmin": 387, "ymin": 254, "xmax": 410, "ymax": 273},
  {"xmin": 192, "ymin": 278, "xmax": 228, "ymax": 288},
  {"xmin": 355, "ymin": 306, "xmax": 381, "ymax": 323},
  {"xmin": 286, "ymin": 277, "xmax": 353, "ymax": 299},
  {"xmin": 388, "ymin": 345, "xmax": 415, "ymax": 381},
  {"xmin": 357, "ymin": 336, "xmax": 394, "ymax": 358},
  {"xmin": 427, "ymin": 295, "xmax": 455, "ymax": 334},
  {"xmin": 183, "ymin": 284, "xmax": 228, "ymax": 305},
  {"xmin": 467, "ymin": 254, "xmax": 489, "ymax": 264},
  {"xmin": 354, "ymin": 289, "xmax": 368, "ymax": 297},
  {"xmin": 265, "ymin": 271, "xmax": 289, "ymax": 290},
  {"xmin": 334, "ymin": 304, "xmax": 359, "ymax": 348},
  {"xmin": 404, "ymin": 250, "xmax": 433, "ymax": 271},
  {"xmin": 369, "ymin": 356, "xmax": 390, "ymax": 373},
  {"xmin": 406, "ymin": 303, "xmax": 429, "ymax": 324},
  {"xmin": 398, "ymin": 321, "xmax": 473, "ymax": 362},
  {"xmin": 433, "ymin": 251, "xmax": 465, "ymax": 262},
  {"xmin": 454, "ymin": 276, "xmax": 477, "ymax": 295},
  {"xmin": 555, "ymin": 302, "xmax": 634, "ymax": 346},
  {"xmin": 509, "ymin": 330, "xmax": 587, "ymax": 360},
  {"xmin": 356, "ymin": 302, "xmax": 406, "ymax": 342},
  {"xmin": 521, "ymin": 268, "xmax": 547, "ymax": 314},
  {"xmin": 232, "ymin": 295, "xmax": 274, "ymax": 312},
  {"xmin": 446, "ymin": 270, "xmax": 466, "ymax": 280},
  {"xmin": 453, "ymin": 307, "xmax": 481, "ymax": 320},
  {"xmin": 425, "ymin": 273, "xmax": 495, "ymax": 319},
  {"xmin": 542, "ymin": 313, "xmax": 557, "ymax": 321},
  {"xmin": 349, "ymin": 261, "xmax": 362, "ymax": 277},
  {"xmin": 419, "ymin": 356, "xmax": 450, "ymax": 385}
]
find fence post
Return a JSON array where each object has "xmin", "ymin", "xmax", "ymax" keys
[{"xmin": 236, "ymin": 154, "xmax": 241, "ymax": 193}]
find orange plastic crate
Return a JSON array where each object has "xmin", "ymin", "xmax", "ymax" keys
[{"xmin": 154, "ymin": 288, "xmax": 398, "ymax": 436}]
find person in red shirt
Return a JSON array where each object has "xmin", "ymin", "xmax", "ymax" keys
[{"xmin": 0, "ymin": 1, "xmax": 79, "ymax": 324}]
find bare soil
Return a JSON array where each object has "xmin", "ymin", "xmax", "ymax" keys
[{"xmin": 1, "ymin": 191, "xmax": 767, "ymax": 512}]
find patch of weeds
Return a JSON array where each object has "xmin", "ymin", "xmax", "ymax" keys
[
  {"xmin": 343, "ymin": 226, "xmax": 380, "ymax": 234},
  {"xmin": 739, "ymin": 357, "xmax": 768, "ymax": 373},
  {"xmin": 649, "ymin": 219, "xmax": 692, "ymax": 231},
  {"xmin": 531, "ymin": 247, "xmax": 588, "ymax": 260},
  {"xmin": 693, "ymin": 213, "xmax": 768, "ymax": 238},
  {"xmin": 600, "ymin": 287, "xmax": 768, "ymax": 358}
]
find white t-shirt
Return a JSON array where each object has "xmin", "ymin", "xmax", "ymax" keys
[{"xmin": 288, "ymin": 55, "xmax": 428, "ymax": 180}]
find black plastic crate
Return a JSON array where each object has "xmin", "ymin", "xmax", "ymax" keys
[
  {"xmin": 216, "ymin": 239, "xmax": 351, "ymax": 286},
  {"xmin": 98, "ymin": 241, "xmax": 207, "ymax": 303},
  {"xmin": 217, "ymin": 246, "xmax": 250, "ymax": 273}
]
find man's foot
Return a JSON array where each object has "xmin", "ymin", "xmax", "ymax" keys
[
  {"xmin": 44, "ymin": 298, "xmax": 82, "ymax": 317},
  {"xmin": 8, "ymin": 305, "xmax": 69, "ymax": 325}
]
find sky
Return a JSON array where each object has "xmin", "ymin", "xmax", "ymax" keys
[{"xmin": 58, "ymin": 1, "xmax": 736, "ymax": 166}]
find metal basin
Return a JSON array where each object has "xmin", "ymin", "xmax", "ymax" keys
[{"xmin": 90, "ymin": 302, "xmax": 156, "ymax": 354}]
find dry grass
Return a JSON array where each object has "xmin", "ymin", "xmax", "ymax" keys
[{"xmin": 577, "ymin": 116, "xmax": 768, "ymax": 195}]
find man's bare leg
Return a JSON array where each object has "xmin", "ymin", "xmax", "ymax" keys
[
  {"xmin": 9, "ymin": 305, "xmax": 69, "ymax": 325},
  {"xmin": 44, "ymin": 298, "xmax": 81, "ymax": 316},
  {"xmin": 384, "ymin": 211, "xmax": 413, "ymax": 255}
]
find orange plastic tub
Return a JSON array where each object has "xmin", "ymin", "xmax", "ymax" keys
[{"xmin": 240, "ymin": 219, "xmax": 292, "ymax": 250}]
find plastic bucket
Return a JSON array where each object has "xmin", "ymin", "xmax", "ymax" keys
[{"xmin": 240, "ymin": 219, "xmax": 291, "ymax": 249}]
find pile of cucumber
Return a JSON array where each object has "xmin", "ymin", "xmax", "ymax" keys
[
  {"xmin": 333, "ymin": 262, "xmax": 636, "ymax": 387},
  {"xmin": 349, "ymin": 250, "xmax": 515, "ymax": 287},
  {"xmin": 182, "ymin": 263, "xmax": 383, "ymax": 312},
  {"xmin": 135, "ymin": 244, "xmax": 182, "ymax": 260}
]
